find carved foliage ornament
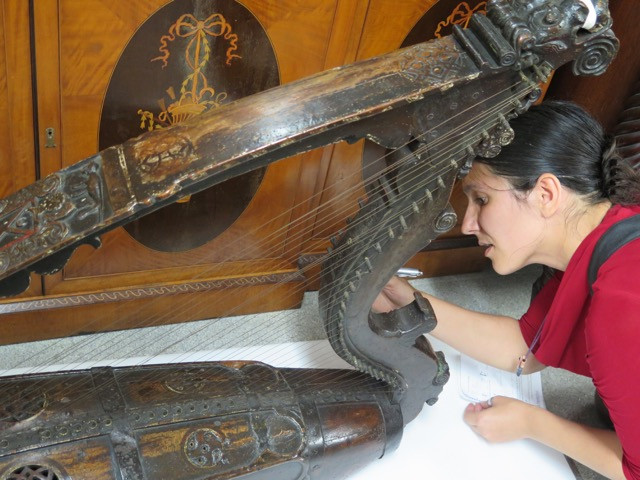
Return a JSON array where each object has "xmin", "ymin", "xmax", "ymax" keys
[{"xmin": 0, "ymin": 159, "xmax": 103, "ymax": 277}]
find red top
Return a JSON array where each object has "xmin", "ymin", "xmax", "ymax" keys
[{"xmin": 520, "ymin": 204, "xmax": 640, "ymax": 479}]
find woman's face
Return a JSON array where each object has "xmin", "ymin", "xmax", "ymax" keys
[{"xmin": 461, "ymin": 163, "xmax": 546, "ymax": 274}]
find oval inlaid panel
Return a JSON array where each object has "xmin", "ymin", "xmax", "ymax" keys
[{"xmin": 99, "ymin": 0, "xmax": 279, "ymax": 252}]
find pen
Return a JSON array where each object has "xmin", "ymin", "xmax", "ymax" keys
[
  {"xmin": 396, "ymin": 267, "xmax": 423, "ymax": 278},
  {"xmin": 516, "ymin": 316, "xmax": 546, "ymax": 377}
]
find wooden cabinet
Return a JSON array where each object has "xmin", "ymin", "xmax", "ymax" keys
[
  {"xmin": 0, "ymin": 0, "xmax": 495, "ymax": 344},
  {"xmin": 0, "ymin": 0, "xmax": 41, "ymax": 297}
]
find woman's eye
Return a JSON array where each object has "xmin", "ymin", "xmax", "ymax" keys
[{"xmin": 474, "ymin": 196, "xmax": 487, "ymax": 206}]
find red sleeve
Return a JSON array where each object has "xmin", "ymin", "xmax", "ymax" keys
[
  {"xmin": 519, "ymin": 272, "xmax": 562, "ymax": 351},
  {"xmin": 586, "ymin": 241, "xmax": 640, "ymax": 479}
]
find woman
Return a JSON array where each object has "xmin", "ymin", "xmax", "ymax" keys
[{"xmin": 374, "ymin": 101, "xmax": 640, "ymax": 479}]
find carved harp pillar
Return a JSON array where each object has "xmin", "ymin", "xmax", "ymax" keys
[{"xmin": 0, "ymin": 0, "xmax": 490, "ymax": 344}]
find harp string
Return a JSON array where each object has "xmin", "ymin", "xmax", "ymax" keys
[
  {"xmin": 0, "ymin": 83, "xmax": 534, "ymax": 414},
  {"xmin": 2, "ymin": 78, "xmax": 526, "ymax": 373},
  {"xmin": 1, "ymin": 81, "xmax": 536, "ymax": 407},
  {"xmin": 1, "ymin": 80, "xmax": 533, "ymax": 405}
]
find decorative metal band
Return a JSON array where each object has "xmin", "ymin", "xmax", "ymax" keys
[
  {"xmin": 92, "ymin": 368, "xmax": 146, "ymax": 480},
  {"xmin": 0, "ymin": 271, "xmax": 304, "ymax": 314}
]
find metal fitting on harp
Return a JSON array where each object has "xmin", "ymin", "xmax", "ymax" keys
[{"xmin": 577, "ymin": 0, "xmax": 597, "ymax": 29}]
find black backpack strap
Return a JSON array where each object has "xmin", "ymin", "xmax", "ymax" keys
[{"xmin": 588, "ymin": 214, "xmax": 640, "ymax": 295}]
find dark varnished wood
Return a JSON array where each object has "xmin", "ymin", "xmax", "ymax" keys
[{"xmin": 0, "ymin": 362, "xmax": 403, "ymax": 480}]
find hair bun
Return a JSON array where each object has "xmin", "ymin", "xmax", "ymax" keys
[{"xmin": 600, "ymin": 135, "xmax": 619, "ymax": 199}]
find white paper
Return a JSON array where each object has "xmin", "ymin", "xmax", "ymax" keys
[{"xmin": 459, "ymin": 354, "xmax": 545, "ymax": 408}]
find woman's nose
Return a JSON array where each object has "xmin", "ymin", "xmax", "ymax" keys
[{"xmin": 461, "ymin": 205, "xmax": 478, "ymax": 235}]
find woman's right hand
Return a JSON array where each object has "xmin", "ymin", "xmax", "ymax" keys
[{"xmin": 372, "ymin": 276, "xmax": 418, "ymax": 313}]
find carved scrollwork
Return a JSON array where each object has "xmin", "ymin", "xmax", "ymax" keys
[
  {"xmin": 40, "ymin": 223, "xmax": 69, "ymax": 245},
  {"xmin": 475, "ymin": 118, "xmax": 515, "ymax": 158},
  {"xmin": 571, "ymin": 35, "xmax": 619, "ymax": 76},
  {"xmin": 30, "ymin": 174, "xmax": 61, "ymax": 198},
  {"xmin": 434, "ymin": 207, "xmax": 457, "ymax": 233},
  {"xmin": 0, "ymin": 159, "xmax": 105, "ymax": 289}
]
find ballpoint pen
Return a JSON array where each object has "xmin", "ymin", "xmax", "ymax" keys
[{"xmin": 396, "ymin": 267, "xmax": 423, "ymax": 278}]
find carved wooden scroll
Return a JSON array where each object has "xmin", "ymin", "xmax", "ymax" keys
[{"xmin": 0, "ymin": 1, "xmax": 618, "ymax": 479}]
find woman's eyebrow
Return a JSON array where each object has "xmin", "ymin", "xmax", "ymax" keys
[{"xmin": 462, "ymin": 182, "xmax": 478, "ymax": 195}]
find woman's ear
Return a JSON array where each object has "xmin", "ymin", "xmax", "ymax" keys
[{"xmin": 534, "ymin": 173, "xmax": 563, "ymax": 217}]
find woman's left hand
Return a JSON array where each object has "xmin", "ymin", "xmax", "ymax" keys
[{"xmin": 463, "ymin": 395, "xmax": 535, "ymax": 443}]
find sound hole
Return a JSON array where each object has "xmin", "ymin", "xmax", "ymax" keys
[
  {"xmin": 4, "ymin": 465, "xmax": 61, "ymax": 480},
  {"xmin": 99, "ymin": 0, "xmax": 279, "ymax": 252}
]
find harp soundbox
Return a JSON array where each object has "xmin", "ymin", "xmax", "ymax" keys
[{"xmin": 0, "ymin": 1, "xmax": 618, "ymax": 479}]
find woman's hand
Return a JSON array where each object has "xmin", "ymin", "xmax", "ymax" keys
[
  {"xmin": 463, "ymin": 396, "xmax": 535, "ymax": 443},
  {"xmin": 371, "ymin": 276, "xmax": 418, "ymax": 313}
]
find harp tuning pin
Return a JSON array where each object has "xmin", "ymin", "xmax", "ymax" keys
[
  {"xmin": 374, "ymin": 242, "xmax": 382, "ymax": 253},
  {"xmin": 532, "ymin": 64, "xmax": 547, "ymax": 82},
  {"xmin": 424, "ymin": 188, "xmax": 433, "ymax": 202},
  {"xmin": 364, "ymin": 256, "xmax": 373, "ymax": 272},
  {"xmin": 412, "ymin": 202, "xmax": 420, "ymax": 213},
  {"xmin": 387, "ymin": 227, "xmax": 395, "ymax": 239},
  {"xmin": 330, "ymin": 235, "xmax": 339, "ymax": 247},
  {"xmin": 399, "ymin": 215, "xmax": 408, "ymax": 231},
  {"xmin": 358, "ymin": 197, "xmax": 366, "ymax": 208}
]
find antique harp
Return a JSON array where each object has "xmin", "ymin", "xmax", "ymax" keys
[{"xmin": 0, "ymin": 1, "xmax": 618, "ymax": 479}]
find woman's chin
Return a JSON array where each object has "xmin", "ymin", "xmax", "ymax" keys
[{"xmin": 489, "ymin": 259, "xmax": 519, "ymax": 276}]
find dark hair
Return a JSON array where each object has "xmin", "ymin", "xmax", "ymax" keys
[{"xmin": 475, "ymin": 101, "xmax": 640, "ymax": 206}]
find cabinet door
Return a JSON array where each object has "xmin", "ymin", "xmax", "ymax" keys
[
  {"xmin": 0, "ymin": 0, "xmax": 41, "ymax": 297},
  {"xmin": 9, "ymin": 0, "xmax": 370, "ymax": 343}
]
